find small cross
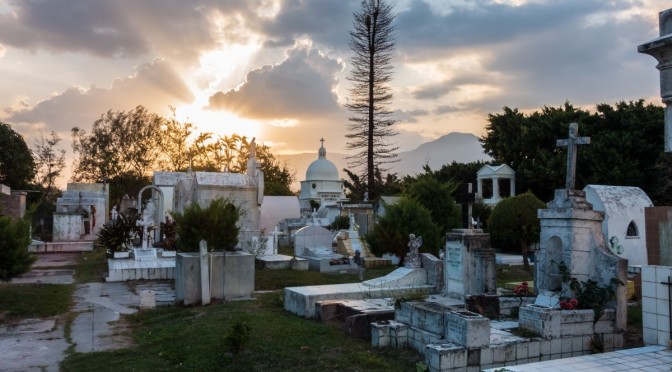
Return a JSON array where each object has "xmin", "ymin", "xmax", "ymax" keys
[
  {"xmin": 455, "ymin": 183, "xmax": 477, "ymax": 229},
  {"xmin": 556, "ymin": 123, "xmax": 590, "ymax": 191},
  {"xmin": 320, "ymin": 138, "xmax": 325, "ymax": 146}
]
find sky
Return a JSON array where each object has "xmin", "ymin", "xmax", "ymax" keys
[{"xmin": 0, "ymin": 0, "xmax": 669, "ymax": 185}]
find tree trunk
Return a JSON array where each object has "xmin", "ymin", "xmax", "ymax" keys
[{"xmin": 521, "ymin": 240, "xmax": 530, "ymax": 272}]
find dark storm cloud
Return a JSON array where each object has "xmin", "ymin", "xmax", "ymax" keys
[
  {"xmin": 255, "ymin": 0, "xmax": 358, "ymax": 49},
  {"xmin": 6, "ymin": 59, "xmax": 192, "ymax": 131},
  {"xmin": 207, "ymin": 47, "xmax": 344, "ymax": 119},
  {"xmin": 396, "ymin": 0, "xmax": 623, "ymax": 54},
  {"xmin": 0, "ymin": 0, "xmax": 258, "ymax": 61}
]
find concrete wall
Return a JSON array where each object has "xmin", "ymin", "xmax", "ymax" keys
[{"xmin": 0, "ymin": 191, "xmax": 26, "ymax": 219}]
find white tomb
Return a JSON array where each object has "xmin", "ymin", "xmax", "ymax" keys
[{"xmin": 583, "ymin": 185, "xmax": 653, "ymax": 266}]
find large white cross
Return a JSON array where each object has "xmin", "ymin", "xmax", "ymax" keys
[{"xmin": 556, "ymin": 123, "xmax": 590, "ymax": 191}]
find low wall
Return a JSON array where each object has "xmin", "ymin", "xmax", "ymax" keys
[{"xmin": 29, "ymin": 241, "xmax": 94, "ymax": 252}]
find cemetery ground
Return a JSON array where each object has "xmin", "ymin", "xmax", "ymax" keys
[{"xmin": 0, "ymin": 250, "xmax": 645, "ymax": 371}]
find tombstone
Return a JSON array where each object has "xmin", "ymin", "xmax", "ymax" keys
[
  {"xmin": 293, "ymin": 225, "xmax": 334, "ymax": 257},
  {"xmin": 534, "ymin": 123, "xmax": 627, "ymax": 331},
  {"xmin": 444, "ymin": 229, "xmax": 496, "ymax": 299},
  {"xmin": 639, "ymin": 8, "xmax": 672, "ymax": 152}
]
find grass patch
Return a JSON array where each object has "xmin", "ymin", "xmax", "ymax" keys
[
  {"xmin": 496, "ymin": 265, "xmax": 534, "ymax": 288},
  {"xmin": 0, "ymin": 284, "xmax": 74, "ymax": 322},
  {"xmin": 74, "ymin": 248, "xmax": 108, "ymax": 283},
  {"xmin": 61, "ymin": 292, "xmax": 423, "ymax": 371},
  {"xmin": 255, "ymin": 266, "xmax": 397, "ymax": 291}
]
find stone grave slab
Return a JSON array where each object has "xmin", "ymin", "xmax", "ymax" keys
[{"xmin": 293, "ymin": 225, "xmax": 333, "ymax": 257}]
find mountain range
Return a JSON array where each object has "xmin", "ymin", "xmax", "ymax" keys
[{"xmin": 277, "ymin": 132, "xmax": 491, "ymax": 190}]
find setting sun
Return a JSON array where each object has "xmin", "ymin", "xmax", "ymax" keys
[{"xmin": 174, "ymin": 102, "xmax": 263, "ymax": 141}]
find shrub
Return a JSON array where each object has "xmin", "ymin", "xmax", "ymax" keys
[
  {"xmin": 0, "ymin": 216, "xmax": 36, "ymax": 282},
  {"xmin": 96, "ymin": 212, "xmax": 140, "ymax": 253},
  {"xmin": 222, "ymin": 318, "xmax": 252, "ymax": 354},
  {"xmin": 487, "ymin": 192, "xmax": 545, "ymax": 270},
  {"xmin": 172, "ymin": 198, "xmax": 240, "ymax": 251},
  {"xmin": 330, "ymin": 215, "xmax": 350, "ymax": 231},
  {"xmin": 367, "ymin": 197, "xmax": 441, "ymax": 259}
]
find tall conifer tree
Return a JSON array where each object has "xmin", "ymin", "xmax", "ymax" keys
[{"xmin": 346, "ymin": 0, "xmax": 398, "ymax": 200}]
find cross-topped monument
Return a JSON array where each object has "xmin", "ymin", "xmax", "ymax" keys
[
  {"xmin": 556, "ymin": 123, "xmax": 590, "ymax": 191},
  {"xmin": 455, "ymin": 183, "xmax": 477, "ymax": 229}
]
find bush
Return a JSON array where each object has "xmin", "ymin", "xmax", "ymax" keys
[
  {"xmin": 0, "ymin": 216, "xmax": 36, "ymax": 282},
  {"xmin": 223, "ymin": 318, "xmax": 252, "ymax": 354},
  {"xmin": 172, "ymin": 198, "xmax": 240, "ymax": 251},
  {"xmin": 367, "ymin": 197, "xmax": 441, "ymax": 259},
  {"xmin": 330, "ymin": 215, "xmax": 350, "ymax": 231},
  {"xmin": 487, "ymin": 192, "xmax": 545, "ymax": 270},
  {"xmin": 96, "ymin": 212, "xmax": 140, "ymax": 253}
]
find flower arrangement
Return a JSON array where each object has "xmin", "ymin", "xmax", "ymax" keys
[{"xmin": 559, "ymin": 298, "xmax": 579, "ymax": 310}]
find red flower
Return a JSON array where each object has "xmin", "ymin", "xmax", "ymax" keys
[
  {"xmin": 569, "ymin": 298, "xmax": 578, "ymax": 306},
  {"xmin": 559, "ymin": 301, "xmax": 567, "ymax": 309}
]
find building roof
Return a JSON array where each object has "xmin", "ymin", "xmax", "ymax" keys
[
  {"xmin": 477, "ymin": 164, "xmax": 516, "ymax": 177},
  {"xmin": 583, "ymin": 185, "xmax": 653, "ymax": 216},
  {"xmin": 306, "ymin": 139, "xmax": 339, "ymax": 181}
]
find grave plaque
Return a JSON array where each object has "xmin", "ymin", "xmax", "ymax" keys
[{"xmin": 445, "ymin": 240, "xmax": 464, "ymax": 297}]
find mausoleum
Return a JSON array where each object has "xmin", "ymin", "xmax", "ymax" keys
[
  {"xmin": 583, "ymin": 184, "xmax": 653, "ymax": 266},
  {"xmin": 476, "ymin": 164, "xmax": 515, "ymax": 206},
  {"xmin": 298, "ymin": 139, "xmax": 347, "ymax": 219}
]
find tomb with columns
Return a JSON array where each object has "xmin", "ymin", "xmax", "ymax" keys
[{"xmin": 476, "ymin": 164, "xmax": 516, "ymax": 206}]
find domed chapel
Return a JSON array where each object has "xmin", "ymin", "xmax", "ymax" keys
[{"xmin": 298, "ymin": 138, "xmax": 347, "ymax": 217}]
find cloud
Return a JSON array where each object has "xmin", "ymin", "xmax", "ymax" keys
[
  {"xmin": 5, "ymin": 59, "xmax": 193, "ymax": 132},
  {"xmin": 0, "ymin": 43, "xmax": 5, "ymax": 58},
  {"xmin": 393, "ymin": 109, "xmax": 428, "ymax": 123},
  {"xmin": 207, "ymin": 46, "xmax": 344, "ymax": 119},
  {"xmin": 396, "ymin": 0, "xmax": 619, "ymax": 56},
  {"xmin": 255, "ymin": 0, "xmax": 358, "ymax": 49},
  {"xmin": 0, "ymin": 0, "xmax": 261, "ymax": 62}
]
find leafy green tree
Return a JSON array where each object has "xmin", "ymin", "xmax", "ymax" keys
[
  {"xmin": 342, "ymin": 167, "xmax": 403, "ymax": 201},
  {"xmin": 71, "ymin": 105, "xmax": 164, "ymax": 183},
  {"xmin": 367, "ymin": 197, "xmax": 441, "ymax": 261},
  {"xmin": 403, "ymin": 173, "xmax": 461, "ymax": 235},
  {"xmin": 346, "ymin": 0, "xmax": 398, "ymax": 199},
  {"xmin": 173, "ymin": 198, "xmax": 239, "ymax": 252},
  {"xmin": 481, "ymin": 100, "xmax": 664, "ymax": 203},
  {"xmin": 0, "ymin": 216, "xmax": 35, "ymax": 282},
  {"xmin": 32, "ymin": 131, "xmax": 66, "ymax": 203},
  {"xmin": 0, "ymin": 122, "xmax": 36, "ymax": 189},
  {"xmin": 431, "ymin": 161, "xmax": 489, "ymax": 186},
  {"xmin": 487, "ymin": 192, "xmax": 545, "ymax": 271}
]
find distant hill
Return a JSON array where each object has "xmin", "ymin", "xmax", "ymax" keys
[{"xmin": 277, "ymin": 132, "xmax": 491, "ymax": 191}]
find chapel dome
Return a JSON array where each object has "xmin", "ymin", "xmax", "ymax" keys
[{"xmin": 305, "ymin": 139, "xmax": 339, "ymax": 181}]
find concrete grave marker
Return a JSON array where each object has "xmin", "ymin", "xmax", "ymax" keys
[{"xmin": 293, "ymin": 225, "xmax": 333, "ymax": 257}]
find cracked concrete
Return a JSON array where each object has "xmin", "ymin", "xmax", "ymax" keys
[{"xmin": 1, "ymin": 253, "xmax": 175, "ymax": 371}]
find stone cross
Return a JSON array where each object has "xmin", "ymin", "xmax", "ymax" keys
[
  {"xmin": 269, "ymin": 225, "xmax": 281, "ymax": 255},
  {"xmin": 455, "ymin": 183, "xmax": 477, "ymax": 229},
  {"xmin": 556, "ymin": 123, "xmax": 590, "ymax": 191},
  {"xmin": 136, "ymin": 208, "xmax": 153, "ymax": 249}
]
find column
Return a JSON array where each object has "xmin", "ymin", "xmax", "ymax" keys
[{"xmin": 492, "ymin": 177, "xmax": 500, "ymax": 202}]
